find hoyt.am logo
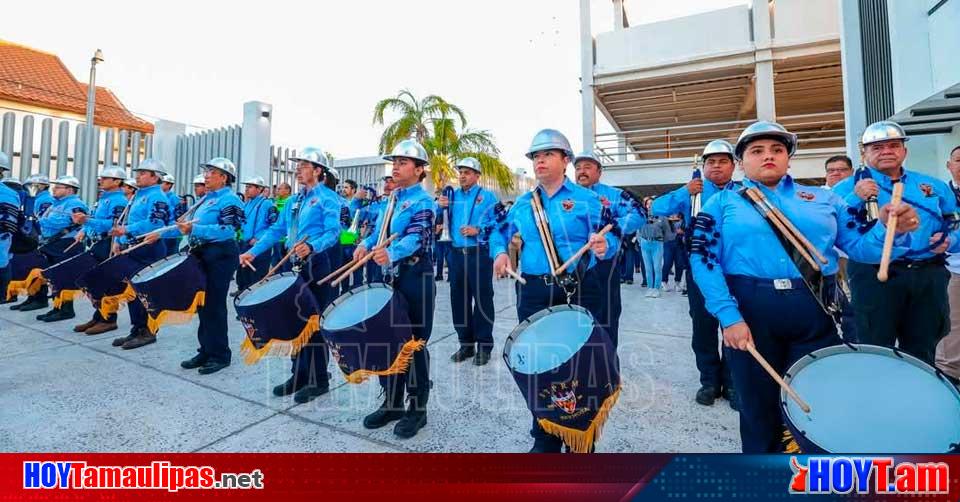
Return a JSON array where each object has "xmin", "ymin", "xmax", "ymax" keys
[{"xmin": 789, "ymin": 457, "xmax": 949, "ymax": 495}]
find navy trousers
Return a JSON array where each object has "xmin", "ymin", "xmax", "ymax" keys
[
  {"xmin": 339, "ymin": 245, "xmax": 364, "ymax": 294},
  {"xmin": 619, "ymin": 248, "xmax": 634, "ymax": 282},
  {"xmin": 193, "ymin": 240, "xmax": 239, "ymax": 363},
  {"xmin": 41, "ymin": 237, "xmax": 82, "ymax": 307},
  {"xmin": 687, "ymin": 278, "xmax": 730, "ymax": 390},
  {"xmin": 434, "ymin": 241, "xmax": 451, "ymax": 279},
  {"xmin": 291, "ymin": 251, "xmax": 333, "ymax": 386},
  {"xmin": 516, "ymin": 267, "xmax": 603, "ymax": 451},
  {"xmin": 593, "ymin": 253, "xmax": 622, "ymax": 347},
  {"xmin": 449, "ymin": 246, "xmax": 495, "ymax": 353},
  {"xmin": 88, "ymin": 239, "xmax": 117, "ymax": 323},
  {"xmin": 236, "ymin": 244, "xmax": 271, "ymax": 292},
  {"xmin": 724, "ymin": 275, "xmax": 840, "ymax": 453},
  {"xmin": 380, "ymin": 260, "xmax": 436, "ymax": 410},
  {"xmin": 126, "ymin": 241, "xmax": 167, "ymax": 332}
]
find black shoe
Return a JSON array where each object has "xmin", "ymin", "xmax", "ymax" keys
[
  {"xmin": 273, "ymin": 375, "xmax": 309, "ymax": 397},
  {"xmin": 723, "ymin": 386, "xmax": 739, "ymax": 411},
  {"xmin": 363, "ymin": 401, "xmax": 405, "ymax": 429},
  {"xmin": 473, "ymin": 351, "xmax": 491, "ymax": 366},
  {"xmin": 394, "ymin": 409, "xmax": 427, "ymax": 438},
  {"xmin": 625, "ymin": 280, "xmax": 633, "ymax": 285},
  {"xmin": 41, "ymin": 307, "xmax": 75, "ymax": 322},
  {"xmin": 121, "ymin": 331, "xmax": 156, "ymax": 350},
  {"xmin": 198, "ymin": 360, "xmax": 230, "ymax": 375},
  {"xmin": 528, "ymin": 437, "xmax": 562, "ymax": 453},
  {"xmin": 681, "ymin": 289, "xmax": 688, "ymax": 296},
  {"xmin": 20, "ymin": 299, "xmax": 50, "ymax": 312},
  {"xmin": 112, "ymin": 333, "xmax": 136, "ymax": 347},
  {"xmin": 450, "ymin": 346, "xmax": 475, "ymax": 363},
  {"xmin": 695, "ymin": 385, "xmax": 721, "ymax": 406},
  {"xmin": 435, "ymin": 276, "xmax": 443, "ymax": 282},
  {"xmin": 181, "ymin": 354, "xmax": 209, "ymax": 370},
  {"xmin": 10, "ymin": 298, "xmax": 31, "ymax": 310},
  {"xmin": 293, "ymin": 384, "xmax": 329, "ymax": 403}
]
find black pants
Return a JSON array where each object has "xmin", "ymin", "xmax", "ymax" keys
[
  {"xmin": 434, "ymin": 241, "xmax": 450, "ymax": 279},
  {"xmin": 380, "ymin": 261, "xmax": 436, "ymax": 410},
  {"xmin": 592, "ymin": 253, "xmax": 622, "ymax": 347},
  {"xmin": 88, "ymin": 240, "xmax": 117, "ymax": 323},
  {"xmin": 516, "ymin": 267, "xmax": 603, "ymax": 450},
  {"xmin": 235, "ymin": 244, "xmax": 271, "ymax": 292},
  {"xmin": 847, "ymin": 260, "xmax": 949, "ymax": 366},
  {"xmin": 41, "ymin": 237, "xmax": 82, "ymax": 307},
  {"xmin": 449, "ymin": 247, "xmax": 495, "ymax": 353},
  {"xmin": 291, "ymin": 252, "xmax": 333, "ymax": 386},
  {"xmin": 126, "ymin": 241, "xmax": 168, "ymax": 332},
  {"xmin": 339, "ymin": 245, "xmax": 364, "ymax": 295},
  {"xmin": 725, "ymin": 275, "xmax": 840, "ymax": 453},
  {"xmin": 193, "ymin": 240, "xmax": 239, "ymax": 363},
  {"xmin": 0, "ymin": 263, "xmax": 10, "ymax": 302},
  {"xmin": 687, "ymin": 278, "xmax": 730, "ymax": 389}
]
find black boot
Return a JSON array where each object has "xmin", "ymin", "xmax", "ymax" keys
[
  {"xmin": 19, "ymin": 295, "xmax": 49, "ymax": 312},
  {"xmin": 293, "ymin": 381, "xmax": 329, "ymax": 403},
  {"xmin": 449, "ymin": 346, "xmax": 475, "ymax": 363},
  {"xmin": 363, "ymin": 384, "xmax": 405, "ymax": 429},
  {"xmin": 273, "ymin": 375, "xmax": 308, "ymax": 397},
  {"xmin": 41, "ymin": 302, "xmax": 75, "ymax": 322},
  {"xmin": 394, "ymin": 389, "xmax": 428, "ymax": 439},
  {"xmin": 695, "ymin": 385, "xmax": 721, "ymax": 406},
  {"xmin": 722, "ymin": 385, "xmax": 739, "ymax": 411},
  {"xmin": 528, "ymin": 436, "xmax": 563, "ymax": 453},
  {"xmin": 181, "ymin": 353, "xmax": 209, "ymax": 370}
]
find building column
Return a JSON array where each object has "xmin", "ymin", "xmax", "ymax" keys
[
  {"xmin": 752, "ymin": 0, "xmax": 776, "ymax": 121},
  {"xmin": 838, "ymin": 0, "xmax": 867, "ymax": 164},
  {"xmin": 580, "ymin": 0, "xmax": 596, "ymax": 154},
  {"xmin": 152, "ymin": 119, "xmax": 186, "ymax": 179},
  {"xmin": 240, "ymin": 101, "xmax": 272, "ymax": 184},
  {"xmin": 613, "ymin": 0, "xmax": 627, "ymax": 30}
]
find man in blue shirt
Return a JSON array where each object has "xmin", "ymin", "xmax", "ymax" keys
[
  {"xmin": 574, "ymin": 151, "xmax": 643, "ymax": 347},
  {"xmin": 163, "ymin": 158, "xmax": 243, "ymax": 375},
  {"xmin": 161, "ymin": 174, "xmax": 181, "ymax": 256},
  {"xmin": 0, "ymin": 153, "xmax": 21, "ymax": 307},
  {"xmin": 354, "ymin": 139, "xmax": 436, "ymax": 439},
  {"xmin": 235, "ymin": 176, "xmax": 276, "ymax": 292},
  {"xmin": 652, "ymin": 140, "xmax": 740, "ymax": 409},
  {"xmin": 833, "ymin": 121, "xmax": 960, "ymax": 366},
  {"xmin": 338, "ymin": 179, "xmax": 364, "ymax": 294},
  {"xmin": 111, "ymin": 159, "xmax": 171, "ymax": 350},
  {"xmin": 34, "ymin": 175, "xmax": 89, "ymax": 322},
  {"xmin": 240, "ymin": 147, "xmax": 341, "ymax": 403},
  {"xmin": 70, "ymin": 167, "xmax": 128, "ymax": 335},
  {"xmin": 490, "ymin": 129, "xmax": 618, "ymax": 453},
  {"xmin": 439, "ymin": 157, "xmax": 500, "ymax": 365}
]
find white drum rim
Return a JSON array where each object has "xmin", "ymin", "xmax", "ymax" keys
[
  {"xmin": 235, "ymin": 272, "xmax": 299, "ymax": 307},
  {"xmin": 320, "ymin": 282, "xmax": 394, "ymax": 329},
  {"xmin": 130, "ymin": 251, "xmax": 191, "ymax": 284},
  {"xmin": 41, "ymin": 250, "xmax": 94, "ymax": 274},
  {"xmin": 502, "ymin": 304, "xmax": 594, "ymax": 373}
]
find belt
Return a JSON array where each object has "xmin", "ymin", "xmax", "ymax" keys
[
  {"xmin": 453, "ymin": 245, "xmax": 488, "ymax": 255},
  {"xmin": 727, "ymin": 274, "xmax": 838, "ymax": 291},
  {"xmin": 891, "ymin": 255, "xmax": 947, "ymax": 269}
]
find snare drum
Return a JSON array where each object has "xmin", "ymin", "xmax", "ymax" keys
[
  {"xmin": 6, "ymin": 251, "xmax": 47, "ymax": 300},
  {"xmin": 320, "ymin": 283, "xmax": 425, "ymax": 384},
  {"xmin": 41, "ymin": 250, "xmax": 98, "ymax": 307},
  {"xmin": 236, "ymin": 272, "xmax": 320, "ymax": 364},
  {"xmin": 78, "ymin": 254, "xmax": 142, "ymax": 319},
  {"xmin": 503, "ymin": 305, "xmax": 621, "ymax": 453},
  {"xmin": 130, "ymin": 252, "xmax": 206, "ymax": 334},
  {"xmin": 782, "ymin": 344, "xmax": 960, "ymax": 453}
]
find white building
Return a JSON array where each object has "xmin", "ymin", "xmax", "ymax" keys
[{"xmin": 580, "ymin": 0, "xmax": 960, "ymax": 193}]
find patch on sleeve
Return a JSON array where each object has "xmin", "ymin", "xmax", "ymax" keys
[
  {"xmin": 266, "ymin": 206, "xmax": 279, "ymax": 224},
  {"xmin": 150, "ymin": 201, "xmax": 170, "ymax": 224},
  {"xmin": 218, "ymin": 205, "xmax": 245, "ymax": 230}
]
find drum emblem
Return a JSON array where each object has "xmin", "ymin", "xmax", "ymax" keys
[
  {"xmin": 543, "ymin": 381, "xmax": 580, "ymax": 415},
  {"xmin": 599, "ymin": 196, "xmax": 610, "ymax": 208},
  {"xmin": 239, "ymin": 318, "xmax": 257, "ymax": 341},
  {"xmin": 561, "ymin": 199, "xmax": 575, "ymax": 212},
  {"xmin": 920, "ymin": 183, "xmax": 935, "ymax": 197},
  {"xmin": 797, "ymin": 191, "xmax": 815, "ymax": 201}
]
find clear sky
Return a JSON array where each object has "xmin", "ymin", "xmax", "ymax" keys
[{"xmin": 3, "ymin": 0, "xmax": 746, "ymax": 172}]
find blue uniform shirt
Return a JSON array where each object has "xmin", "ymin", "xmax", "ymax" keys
[
  {"xmin": 117, "ymin": 184, "xmax": 171, "ymax": 246},
  {"xmin": 584, "ymin": 182, "xmax": 643, "ymax": 247},
  {"xmin": 447, "ymin": 184, "xmax": 500, "ymax": 248},
  {"xmin": 39, "ymin": 194, "xmax": 88, "ymax": 239},
  {"xmin": 652, "ymin": 179, "xmax": 740, "ymax": 227},
  {"xmin": 83, "ymin": 189, "xmax": 127, "ymax": 240},
  {"xmin": 489, "ymin": 178, "xmax": 620, "ymax": 275},
  {"xmin": 188, "ymin": 187, "xmax": 244, "ymax": 245},
  {"xmin": 833, "ymin": 166, "xmax": 960, "ymax": 259},
  {"xmin": 0, "ymin": 183, "xmax": 20, "ymax": 268},
  {"xmin": 27, "ymin": 190, "xmax": 54, "ymax": 219},
  {"xmin": 249, "ymin": 183, "xmax": 340, "ymax": 257},
  {"xmin": 164, "ymin": 190, "xmax": 180, "ymax": 223},
  {"xmin": 361, "ymin": 184, "xmax": 435, "ymax": 264},
  {"xmin": 240, "ymin": 195, "xmax": 278, "ymax": 243},
  {"xmin": 690, "ymin": 175, "xmax": 912, "ymax": 328}
]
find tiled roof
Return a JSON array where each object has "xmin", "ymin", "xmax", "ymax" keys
[{"xmin": 0, "ymin": 40, "xmax": 154, "ymax": 133}]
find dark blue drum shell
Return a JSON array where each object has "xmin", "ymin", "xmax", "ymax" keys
[
  {"xmin": 235, "ymin": 273, "xmax": 319, "ymax": 348},
  {"xmin": 320, "ymin": 284, "xmax": 414, "ymax": 377},
  {"xmin": 503, "ymin": 305, "xmax": 620, "ymax": 434},
  {"xmin": 42, "ymin": 251, "xmax": 98, "ymax": 292},
  {"xmin": 9, "ymin": 251, "xmax": 47, "ymax": 282},
  {"xmin": 130, "ymin": 252, "xmax": 205, "ymax": 315},
  {"xmin": 77, "ymin": 254, "xmax": 142, "ymax": 300}
]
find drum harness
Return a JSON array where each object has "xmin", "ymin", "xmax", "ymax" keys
[
  {"xmin": 530, "ymin": 188, "xmax": 579, "ymax": 304},
  {"xmin": 376, "ymin": 192, "xmax": 398, "ymax": 284}
]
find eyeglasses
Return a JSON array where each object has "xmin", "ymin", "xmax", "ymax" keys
[{"xmin": 825, "ymin": 167, "xmax": 852, "ymax": 174}]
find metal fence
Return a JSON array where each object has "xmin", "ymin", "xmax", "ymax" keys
[
  {"xmin": 173, "ymin": 125, "xmax": 242, "ymax": 195},
  {"xmin": 0, "ymin": 111, "xmax": 153, "ymax": 203}
]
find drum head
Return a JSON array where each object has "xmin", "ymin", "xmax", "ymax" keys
[
  {"xmin": 237, "ymin": 274, "xmax": 297, "ymax": 307},
  {"xmin": 322, "ymin": 284, "xmax": 393, "ymax": 331},
  {"xmin": 783, "ymin": 345, "xmax": 960, "ymax": 453},
  {"xmin": 505, "ymin": 306, "xmax": 594, "ymax": 375},
  {"xmin": 132, "ymin": 253, "xmax": 189, "ymax": 284}
]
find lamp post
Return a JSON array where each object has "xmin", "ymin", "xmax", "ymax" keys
[
  {"xmin": 82, "ymin": 49, "xmax": 104, "ymax": 202},
  {"xmin": 85, "ymin": 49, "xmax": 104, "ymax": 127}
]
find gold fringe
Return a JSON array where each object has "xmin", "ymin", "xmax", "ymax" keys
[
  {"xmin": 239, "ymin": 315, "xmax": 320, "ymax": 365},
  {"xmin": 341, "ymin": 337, "xmax": 427, "ymax": 384},
  {"xmin": 98, "ymin": 283, "xmax": 136, "ymax": 318},
  {"xmin": 6, "ymin": 268, "xmax": 45, "ymax": 300},
  {"xmin": 783, "ymin": 428, "xmax": 802, "ymax": 453},
  {"xmin": 52, "ymin": 290, "xmax": 78, "ymax": 309},
  {"xmin": 146, "ymin": 291, "xmax": 206, "ymax": 335},
  {"xmin": 537, "ymin": 386, "xmax": 622, "ymax": 453}
]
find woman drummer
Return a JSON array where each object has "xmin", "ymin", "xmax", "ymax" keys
[
  {"xmin": 353, "ymin": 139, "xmax": 436, "ymax": 439},
  {"xmin": 688, "ymin": 121, "xmax": 920, "ymax": 453}
]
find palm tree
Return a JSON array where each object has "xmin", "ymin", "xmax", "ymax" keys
[{"xmin": 372, "ymin": 89, "xmax": 514, "ymax": 190}]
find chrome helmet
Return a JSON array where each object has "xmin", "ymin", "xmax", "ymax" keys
[
  {"xmin": 201, "ymin": 157, "xmax": 237, "ymax": 179},
  {"xmin": 701, "ymin": 140, "xmax": 736, "ymax": 161},
  {"xmin": 526, "ymin": 129, "xmax": 573, "ymax": 160},
  {"xmin": 383, "ymin": 139, "xmax": 429, "ymax": 166},
  {"xmin": 573, "ymin": 151, "xmax": 602, "ymax": 168},
  {"xmin": 52, "ymin": 175, "xmax": 81, "ymax": 189},
  {"xmin": 861, "ymin": 120, "xmax": 909, "ymax": 146},
  {"xmin": 290, "ymin": 147, "xmax": 331, "ymax": 170},
  {"xmin": 98, "ymin": 166, "xmax": 127, "ymax": 180},
  {"xmin": 134, "ymin": 158, "xmax": 167, "ymax": 175},
  {"xmin": 242, "ymin": 176, "xmax": 267, "ymax": 188},
  {"xmin": 734, "ymin": 121, "xmax": 798, "ymax": 160},
  {"xmin": 455, "ymin": 156, "xmax": 483, "ymax": 173}
]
